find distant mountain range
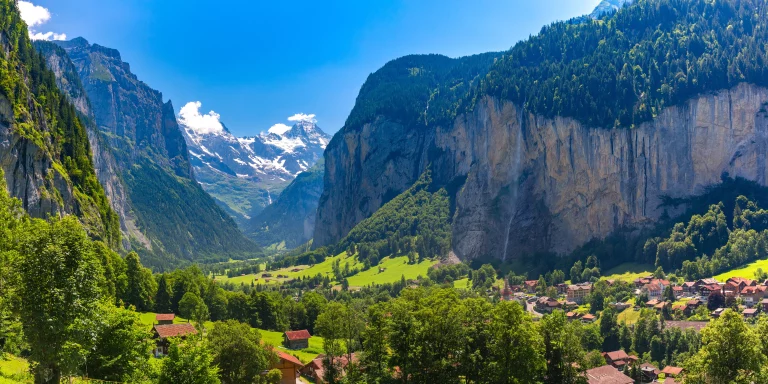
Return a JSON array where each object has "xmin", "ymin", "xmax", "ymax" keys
[{"xmin": 180, "ymin": 111, "xmax": 329, "ymax": 231}]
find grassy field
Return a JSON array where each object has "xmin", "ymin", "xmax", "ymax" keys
[
  {"xmin": 214, "ymin": 252, "xmax": 437, "ymax": 288},
  {"xmin": 453, "ymin": 278, "xmax": 470, "ymax": 289},
  {"xmin": 347, "ymin": 256, "xmax": 436, "ymax": 287},
  {"xmin": 713, "ymin": 258, "xmax": 768, "ymax": 282},
  {"xmin": 601, "ymin": 263, "xmax": 654, "ymax": 283},
  {"xmin": 0, "ymin": 355, "xmax": 31, "ymax": 383}
]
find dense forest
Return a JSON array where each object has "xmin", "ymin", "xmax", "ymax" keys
[{"xmin": 479, "ymin": 0, "xmax": 768, "ymax": 128}]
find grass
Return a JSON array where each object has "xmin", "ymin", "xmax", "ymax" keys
[
  {"xmin": 347, "ymin": 256, "xmax": 436, "ymax": 287},
  {"xmin": 713, "ymin": 258, "xmax": 768, "ymax": 282},
  {"xmin": 214, "ymin": 252, "xmax": 438, "ymax": 288},
  {"xmin": 453, "ymin": 278, "xmax": 470, "ymax": 289},
  {"xmin": 618, "ymin": 307, "xmax": 641, "ymax": 325},
  {"xmin": 0, "ymin": 355, "xmax": 31, "ymax": 383},
  {"xmin": 601, "ymin": 263, "xmax": 654, "ymax": 283}
]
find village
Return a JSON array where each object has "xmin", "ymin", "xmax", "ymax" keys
[{"xmin": 494, "ymin": 274, "xmax": 768, "ymax": 384}]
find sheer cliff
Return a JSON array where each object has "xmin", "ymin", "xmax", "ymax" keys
[{"xmin": 314, "ymin": 0, "xmax": 768, "ymax": 261}]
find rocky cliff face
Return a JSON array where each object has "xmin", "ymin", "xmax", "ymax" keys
[
  {"xmin": 315, "ymin": 83, "xmax": 768, "ymax": 260},
  {"xmin": 56, "ymin": 38, "xmax": 192, "ymax": 178},
  {"xmin": 35, "ymin": 40, "xmax": 139, "ymax": 249}
]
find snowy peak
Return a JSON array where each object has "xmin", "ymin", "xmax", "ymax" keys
[{"xmin": 179, "ymin": 105, "xmax": 330, "ymax": 183}]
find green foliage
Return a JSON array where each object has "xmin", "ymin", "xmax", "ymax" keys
[
  {"xmin": 123, "ymin": 159, "xmax": 262, "ymax": 269},
  {"xmin": 179, "ymin": 292, "xmax": 209, "ymax": 324},
  {"xmin": 337, "ymin": 170, "xmax": 452, "ymax": 264},
  {"xmin": 684, "ymin": 309, "xmax": 765, "ymax": 384},
  {"xmin": 207, "ymin": 320, "xmax": 275, "ymax": 384},
  {"xmin": 159, "ymin": 340, "xmax": 220, "ymax": 384},
  {"xmin": 124, "ymin": 252, "xmax": 157, "ymax": 311},
  {"xmin": 17, "ymin": 216, "xmax": 104, "ymax": 383},
  {"xmin": 84, "ymin": 303, "xmax": 154, "ymax": 382},
  {"xmin": 340, "ymin": 52, "xmax": 500, "ymax": 136}
]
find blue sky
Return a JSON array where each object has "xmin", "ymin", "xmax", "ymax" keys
[{"xmin": 26, "ymin": 0, "xmax": 599, "ymax": 136}]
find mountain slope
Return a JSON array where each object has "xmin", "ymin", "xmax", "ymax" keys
[
  {"xmin": 49, "ymin": 37, "xmax": 261, "ymax": 267},
  {"xmin": 181, "ymin": 114, "xmax": 329, "ymax": 227},
  {"xmin": 314, "ymin": 0, "xmax": 768, "ymax": 262},
  {"xmin": 0, "ymin": 0, "xmax": 119, "ymax": 247},
  {"xmin": 34, "ymin": 40, "xmax": 139, "ymax": 250},
  {"xmin": 247, "ymin": 159, "xmax": 325, "ymax": 250}
]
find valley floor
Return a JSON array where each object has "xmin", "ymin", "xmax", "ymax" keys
[{"xmin": 214, "ymin": 252, "xmax": 437, "ymax": 289}]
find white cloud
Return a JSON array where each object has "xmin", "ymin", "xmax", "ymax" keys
[
  {"xmin": 179, "ymin": 101, "xmax": 224, "ymax": 135},
  {"xmin": 29, "ymin": 31, "xmax": 66, "ymax": 41},
  {"xmin": 18, "ymin": 1, "xmax": 50, "ymax": 27},
  {"xmin": 287, "ymin": 113, "xmax": 317, "ymax": 123},
  {"xmin": 18, "ymin": 1, "xmax": 67, "ymax": 41},
  {"xmin": 268, "ymin": 123, "xmax": 291, "ymax": 135}
]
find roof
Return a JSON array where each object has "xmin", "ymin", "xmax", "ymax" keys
[
  {"xmin": 640, "ymin": 363, "xmax": 659, "ymax": 374},
  {"xmin": 284, "ymin": 330, "xmax": 312, "ymax": 341},
  {"xmin": 661, "ymin": 366, "xmax": 684, "ymax": 376},
  {"xmin": 155, "ymin": 313, "xmax": 175, "ymax": 321},
  {"xmin": 585, "ymin": 365, "xmax": 634, "ymax": 384},
  {"xmin": 524, "ymin": 280, "xmax": 539, "ymax": 287},
  {"xmin": 697, "ymin": 278, "xmax": 719, "ymax": 285},
  {"xmin": 277, "ymin": 351, "xmax": 304, "ymax": 367},
  {"xmin": 741, "ymin": 286, "xmax": 766, "ymax": 294},
  {"xmin": 727, "ymin": 277, "xmax": 755, "ymax": 286},
  {"xmin": 683, "ymin": 282, "xmax": 696, "ymax": 287},
  {"xmin": 154, "ymin": 323, "xmax": 198, "ymax": 338},
  {"xmin": 644, "ymin": 282, "xmax": 662, "ymax": 291},
  {"xmin": 672, "ymin": 286, "xmax": 683, "ymax": 291},
  {"xmin": 743, "ymin": 308, "xmax": 758, "ymax": 314},
  {"xmin": 603, "ymin": 350, "xmax": 629, "ymax": 361}
]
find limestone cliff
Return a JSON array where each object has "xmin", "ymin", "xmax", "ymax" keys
[{"xmin": 315, "ymin": 83, "xmax": 768, "ymax": 260}]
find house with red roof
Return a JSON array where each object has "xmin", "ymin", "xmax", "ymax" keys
[
  {"xmin": 152, "ymin": 323, "xmax": 198, "ymax": 357},
  {"xmin": 585, "ymin": 365, "xmax": 633, "ymax": 384},
  {"xmin": 155, "ymin": 313, "xmax": 175, "ymax": 325},
  {"xmin": 272, "ymin": 351, "xmax": 304, "ymax": 384},
  {"xmin": 741, "ymin": 285, "xmax": 767, "ymax": 307},
  {"xmin": 284, "ymin": 329, "xmax": 312, "ymax": 350},
  {"xmin": 524, "ymin": 280, "xmax": 539, "ymax": 293},
  {"xmin": 602, "ymin": 350, "xmax": 635, "ymax": 370},
  {"xmin": 661, "ymin": 366, "xmax": 684, "ymax": 378},
  {"xmin": 643, "ymin": 282, "xmax": 663, "ymax": 300}
]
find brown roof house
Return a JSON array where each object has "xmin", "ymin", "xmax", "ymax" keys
[
  {"xmin": 602, "ymin": 350, "xmax": 635, "ymax": 370},
  {"xmin": 585, "ymin": 365, "xmax": 633, "ymax": 384},
  {"xmin": 152, "ymin": 323, "xmax": 198, "ymax": 357},
  {"xmin": 155, "ymin": 313, "xmax": 175, "ymax": 325},
  {"xmin": 272, "ymin": 351, "xmax": 304, "ymax": 384},
  {"xmin": 741, "ymin": 285, "xmax": 767, "ymax": 307},
  {"xmin": 661, "ymin": 366, "xmax": 684, "ymax": 378},
  {"xmin": 284, "ymin": 330, "xmax": 311, "ymax": 350}
]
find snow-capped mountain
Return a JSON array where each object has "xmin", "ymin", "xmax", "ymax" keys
[
  {"xmin": 183, "ymin": 118, "xmax": 328, "ymax": 182},
  {"xmin": 178, "ymin": 103, "xmax": 330, "ymax": 227}
]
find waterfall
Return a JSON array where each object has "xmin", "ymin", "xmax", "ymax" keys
[{"xmin": 501, "ymin": 122, "xmax": 524, "ymax": 261}]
